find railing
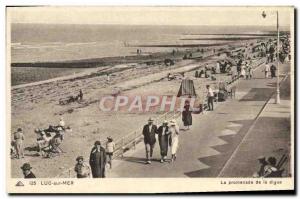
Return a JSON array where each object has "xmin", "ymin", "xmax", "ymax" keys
[
  {"xmin": 55, "ymin": 55, "xmax": 267, "ymax": 178},
  {"xmin": 55, "ymin": 110, "xmax": 181, "ymax": 178}
]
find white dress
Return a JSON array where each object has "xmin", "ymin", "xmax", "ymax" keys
[{"xmin": 169, "ymin": 125, "xmax": 180, "ymax": 155}]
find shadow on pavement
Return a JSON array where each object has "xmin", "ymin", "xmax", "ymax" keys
[
  {"xmin": 239, "ymin": 88, "xmax": 274, "ymax": 102},
  {"xmin": 184, "ymin": 116, "xmax": 291, "ymax": 178},
  {"xmin": 184, "ymin": 119, "xmax": 253, "ymax": 177}
]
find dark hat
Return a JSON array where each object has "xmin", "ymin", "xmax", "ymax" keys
[
  {"xmin": 267, "ymin": 156, "xmax": 277, "ymax": 166},
  {"xmin": 20, "ymin": 163, "xmax": 32, "ymax": 170},
  {"xmin": 107, "ymin": 136, "xmax": 113, "ymax": 141},
  {"xmin": 17, "ymin": 128, "xmax": 22, "ymax": 132},
  {"xmin": 76, "ymin": 156, "xmax": 84, "ymax": 161},
  {"xmin": 94, "ymin": 140, "xmax": 101, "ymax": 145}
]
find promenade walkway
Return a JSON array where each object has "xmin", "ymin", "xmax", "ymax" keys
[{"xmin": 107, "ymin": 61, "xmax": 291, "ymax": 178}]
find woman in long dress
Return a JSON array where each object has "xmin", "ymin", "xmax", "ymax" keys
[
  {"xmin": 182, "ymin": 101, "xmax": 192, "ymax": 130},
  {"xmin": 168, "ymin": 120, "xmax": 180, "ymax": 162},
  {"xmin": 241, "ymin": 65, "xmax": 246, "ymax": 78}
]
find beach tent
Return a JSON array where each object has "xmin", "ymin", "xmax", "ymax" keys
[{"xmin": 177, "ymin": 79, "xmax": 197, "ymax": 97}]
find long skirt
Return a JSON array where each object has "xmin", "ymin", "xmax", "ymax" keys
[
  {"xmin": 182, "ymin": 111, "xmax": 192, "ymax": 126},
  {"xmin": 171, "ymin": 136, "xmax": 179, "ymax": 155},
  {"xmin": 159, "ymin": 136, "xmax": 169, "ymax": 156}
]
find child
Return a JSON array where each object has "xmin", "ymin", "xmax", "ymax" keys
[{"xmin": 106, "ymin": 136, "xmax": 115, "ymax": 169}]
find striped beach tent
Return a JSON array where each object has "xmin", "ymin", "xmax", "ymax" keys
[{"xmin": 177, "ymin": 79, "xmax": 197, "ymax": 97}]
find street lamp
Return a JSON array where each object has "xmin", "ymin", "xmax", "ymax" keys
[{"xmin": 262, "ymin": 10, "xmax": 280, "ymax": 104}]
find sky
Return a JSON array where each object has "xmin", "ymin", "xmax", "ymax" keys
[{"xmin": 7, "ymin": 6, "xmax": 293, "ymax": 27}]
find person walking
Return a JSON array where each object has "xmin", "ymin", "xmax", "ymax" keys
[
  {"xmin": 89, "ymin": 141, "xmax": 107, "ymax": 178},
  {"xmin": 74, "ymin": 156, "xmax": 91, "ymax": 178},
  {"xmin": 168, "ymin": 120, "xmax": 180, "ymax": 162},
  {"xmin": 248, "ymin": 65, "xmax": 253, "ymax": 79},
  {"xmin": 206, "ymin": 85, "xmax": 214, "ymax": 111},
  {"xmin": 21, "ymin": 163, "xmax": 36, "ymax": 178},
  {"xmin": 156, "ymin": 121, "xmax": 170, "ymax": 163},
  {"xmin": 263, "ymin": 63, "xmax": 270, "ymax": 78},
  {"xmin": 13, "ymin": 128, "xmax": 24, "ymax": 159},
  {"xmin": 105, "ymin": 136, "xmax": 115, "ymax": 169},
  {"xmin": 270, "ymin": 64, "xmax": 277, "ymax": 78},
  {"xmin": 216, "ymin": 61, "xmax": 221, "ymax": 74},
  {"xmin": 182, "ymin": 100, "xmax": 192, "ymax": 130},
  {"xmin": 142, "ymin": 118, "xmax": 157, "ymax": 164},
  {"xmin": 241, "ymin": 65, "xmax": 246, "ymax": 79}
]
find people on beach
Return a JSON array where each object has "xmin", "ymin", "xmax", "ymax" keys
[
  {"xmin": 270, "ymin": 64, "xmax": 277, "ymax": 78},
  {"xmin": 216, "ymin": 61, "xmax": 221, "ymax": 74},
  {"xmin": 247, "ymin": 64, "xmax": 253, "ymax": 80},
  {"xmin": 78, "ymin": 89, "xmax": 83, "ymax": 101},
  {"xmin": 206, "ymin": 85, "xmax": 214, "ymax": 111},
  {"xmin": 182, "ymin": 100, "xmax": 192, "ymax": 130},
  {"xmin": 59, "ymin": 117, "xmax": 65, "ymax": 129},
  {"xmin": 142, "ymin": 117, "xmax": 157, "ymax": 164},
  {"xmin": 156, "ymin": 121, "xmax": 170, "ymax": 163},
  {"xmin": 89, "ymin": 141, "xmax": 107, "ymax": 178},
  {"xmin": 13, "ymin": 128, "xmax": 24, "ymax": 159},
  {"xmin": 74, "ymin": 156, "xmax": 91, "ymax": 178},
  {"xmin": 263, "ymin": 63, "xmax": 270, "ymax": 78},
  {"xmin": 21, "ymin": 163, "xmax": 36, "ymax": 178},
  {"xmin": 168, "ymin": 120, "xmax": 180, "ymax": 162},
  {"xmin": 106, "ymin": 136, "xmax": 115, "ymax": 169}
]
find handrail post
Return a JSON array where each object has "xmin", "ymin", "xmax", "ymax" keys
[
  {"xmin": 133, "ymin": 131, "xmax": 137, "ymax": 150},
  {"xmin": 121, "ymin": 138, "xmax": 125, "ymax": 158}
]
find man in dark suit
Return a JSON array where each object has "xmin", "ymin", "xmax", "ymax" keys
[
  {"xmin": 142, "ymin": 117, "xmax": 157, "ymax": 164},
  {"xmin": 21, "ymin": 163, "xmax": 36, "ymax": 178},
  {"xmin": 156, "ymin": 121, "xmax": 170, "ymax": 163}
]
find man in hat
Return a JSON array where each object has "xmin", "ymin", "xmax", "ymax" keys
[
  {"xmin": 74, "ymin": 156, "xmax": 91, "ymax": 178},
  {"xmin": 142, "ymin": 117, "xmax": 157, "ymax": 164},
  {"xmin": 156, "ymin": 120, "xmax": 169, "ymax": 163},
  {"xmin": 21, "ymin": 163, "xmax": 36, "ymax": 178},
  {"xmin": 13, "ymin": 128, "xmax": 24, "ymax": 159},
  {"xmin": 105, "ymin": 136, "xmax": 115, "ymax": 169},
  {"xmin": 264, "ymin": 156, "xmax": 278, "ymax": 177},
  {"xmin": 89, "ymin": 141, "xmax": 107, "ymax": 178},
  {"xmin": 206, "ymin": 85, "xmax": 214, "ymax": 111},
  {"xmin": 253, "ymin": 156, "xmax": 268, "ymax": 177}
]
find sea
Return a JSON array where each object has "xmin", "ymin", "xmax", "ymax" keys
[{"xmin": 10, "ymin": 23, "xmax": 279, "ymax": 85}]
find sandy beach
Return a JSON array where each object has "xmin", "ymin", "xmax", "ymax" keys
[{"xmin": 11, "ymin": 37, "xmax": 268, "ymax": 178}]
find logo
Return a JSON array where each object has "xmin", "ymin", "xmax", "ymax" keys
[{"xmin": 15, "ymin": 181, "xmax": 24, "ymax": 186}]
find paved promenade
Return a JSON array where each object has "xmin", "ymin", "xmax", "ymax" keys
[{"xmin": 107, "ymin": 62, "xmax": 291, "ymax": 178}]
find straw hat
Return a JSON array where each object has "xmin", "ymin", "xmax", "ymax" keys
[
  {"xmin": 162, "ymin": 120, "xmax": 168, "ymax": 124},
  {"xmin": 169, "ymin": 120, "xmax": 176, "ymax": 125},
  {"xmin": 148, "ymin": 117, "xmax": 154, "ymax": 122}
]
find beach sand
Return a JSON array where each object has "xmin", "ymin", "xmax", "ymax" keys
[{"xmin": 10, "ymin": 39, "xmax": 266, "ymax": 178}]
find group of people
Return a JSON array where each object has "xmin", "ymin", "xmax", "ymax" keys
[
  {"xmin": 237, "ymin": 62, "xmax": 254, "ymax": 80},
  {"xmin": 142, "ymin": 118, "xmax": 180, "ymax": 163},
  {"xmin": 263, "ymin": 63, "xmax": 277, "ymax": 79},
  {"xmin": 73, "ymin": 135, "xmax": 116, "ymax": 178}
]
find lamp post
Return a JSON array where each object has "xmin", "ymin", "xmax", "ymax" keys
[{"xmin": 262, "ymin": 11, "xmax": 280, "ymax": 104}]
